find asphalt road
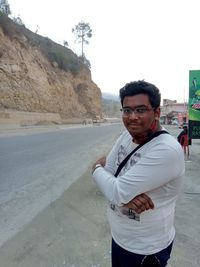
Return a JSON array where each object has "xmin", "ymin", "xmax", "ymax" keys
[
  {"xmin": 0, "ymin": 124, "xmax": 199, "ymax": 267},
  {"xmin": 0, "ymin": 123, "xmax": 124, "ymax": 248}
]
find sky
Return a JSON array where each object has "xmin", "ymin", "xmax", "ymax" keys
[{"xmin": 7, "ymin": 0, "xmax": 200, "ymax": 103}]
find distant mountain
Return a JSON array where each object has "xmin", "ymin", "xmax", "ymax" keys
[
  {"xmin": 101, "ymin": 93, "xmax": 121, "ymax": 118},
  {"xmin": 102, "ymin": 92, "xmax": 119, "ymax": 101}
]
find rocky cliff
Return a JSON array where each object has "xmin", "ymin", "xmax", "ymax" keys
[{"xmin": 0, "ymin": 13, "xmax": 102, "ymax": 123}]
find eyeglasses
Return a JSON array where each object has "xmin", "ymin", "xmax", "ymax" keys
[{"xmin": 120, "ymin": 107, "xmax": 154, "ymax": 116}]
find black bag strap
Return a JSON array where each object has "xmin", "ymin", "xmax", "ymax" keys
[{"xmin": 114, "ymin": 130, "xmax": 169, "ymax": 177}]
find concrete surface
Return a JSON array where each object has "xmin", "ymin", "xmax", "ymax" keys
[{"xmin": 0, "ymin": 125, "xmax": 199, "ymax": 267}]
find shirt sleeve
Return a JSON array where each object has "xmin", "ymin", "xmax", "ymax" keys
[{"xmin": 92, "ymin": 142, "xmax": 184, "ymax": 206}]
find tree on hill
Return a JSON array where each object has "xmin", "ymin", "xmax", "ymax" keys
[
  {"xmin": 12, "ymin": 15, "xmax": 24, "ymax": 26},
  {"xmin": 72, "ymin": 21, "xmax": 92, "ymax": 58},
  {"xmin": 0, "ymin": 0, "xmax": 11, "ymax": 16},
  {"xmin": 63, "ymin": 40, "xmax": 69, "ymax": 47}
]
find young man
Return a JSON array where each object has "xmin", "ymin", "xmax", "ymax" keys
[{"xmin": 92, "ymin": 81, "xmax": 185, "ymax": 267}]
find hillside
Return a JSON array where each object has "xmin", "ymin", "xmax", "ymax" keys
[{"xmin": 0, "ymin": 12, "xmax": 102, "ymax": 125}]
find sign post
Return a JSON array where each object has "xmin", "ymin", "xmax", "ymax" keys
[{"xmin": 188, "ymin": 70, "xmax": 200, "ymax": 139}]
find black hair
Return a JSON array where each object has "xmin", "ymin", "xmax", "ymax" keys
[{"xmin": 119, "ymin": 80, "xmax": 161, "ymax": 108}]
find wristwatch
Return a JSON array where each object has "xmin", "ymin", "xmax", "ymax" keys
[{"xmin": 92, "ymin": 163, "xmax": 102, "ymax": 174}]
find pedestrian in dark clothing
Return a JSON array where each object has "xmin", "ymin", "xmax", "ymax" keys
[{"xmin": 177, "ymin": 125, "xmax": 191, "ymax": 160}]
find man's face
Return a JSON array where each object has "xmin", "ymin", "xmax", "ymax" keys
[{"xmin": 122, "ymin": 94, "xmax": 160, "ymax": 137}]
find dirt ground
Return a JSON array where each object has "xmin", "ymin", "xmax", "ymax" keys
[{"xmin": 0, "ymin": 125, "xmax": 199, "ymax": 267}]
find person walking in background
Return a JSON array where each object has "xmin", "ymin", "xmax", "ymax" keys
[
  {"xmin": 92, "ymin": 80, "xmax": 185, "ymax": 267},
  {"xmin": 177, "ymin": 124, "xmax": 192, "ymax": 160}
]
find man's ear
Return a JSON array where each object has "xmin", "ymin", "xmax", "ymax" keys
[{"xmin": 154, "ymin": 107, "xmax": 160, "ymax": 120}]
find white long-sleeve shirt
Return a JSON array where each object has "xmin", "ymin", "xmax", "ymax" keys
[{"xmin": 92, "ymin": 130, "xmax": 185, "ymax": 254}]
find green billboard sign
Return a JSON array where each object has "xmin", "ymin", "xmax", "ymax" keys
[{"xmin": 189, "ymin": 70, "xmax": 200, "ymax": 139}]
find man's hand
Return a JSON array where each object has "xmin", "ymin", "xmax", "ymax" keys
[
  {"xmin": 124, "ymin": 193, "xmax": 154, "ymax": 214},
  {"xmin": 92, "ymin": 156, "xmax": 106, "ymax": 173},
  {"xmin": 92, "ymin": 156, "xmax": 106, "ymax": 168}
]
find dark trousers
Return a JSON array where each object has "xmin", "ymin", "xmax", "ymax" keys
[{"xmin": 111, "ymin": 238, "xmax": 173, "ymax": 267}]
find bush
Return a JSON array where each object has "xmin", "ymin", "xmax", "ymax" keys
[{"xmin": 0, "ymin": 11, "xmax": 22, "ymax": 38}]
